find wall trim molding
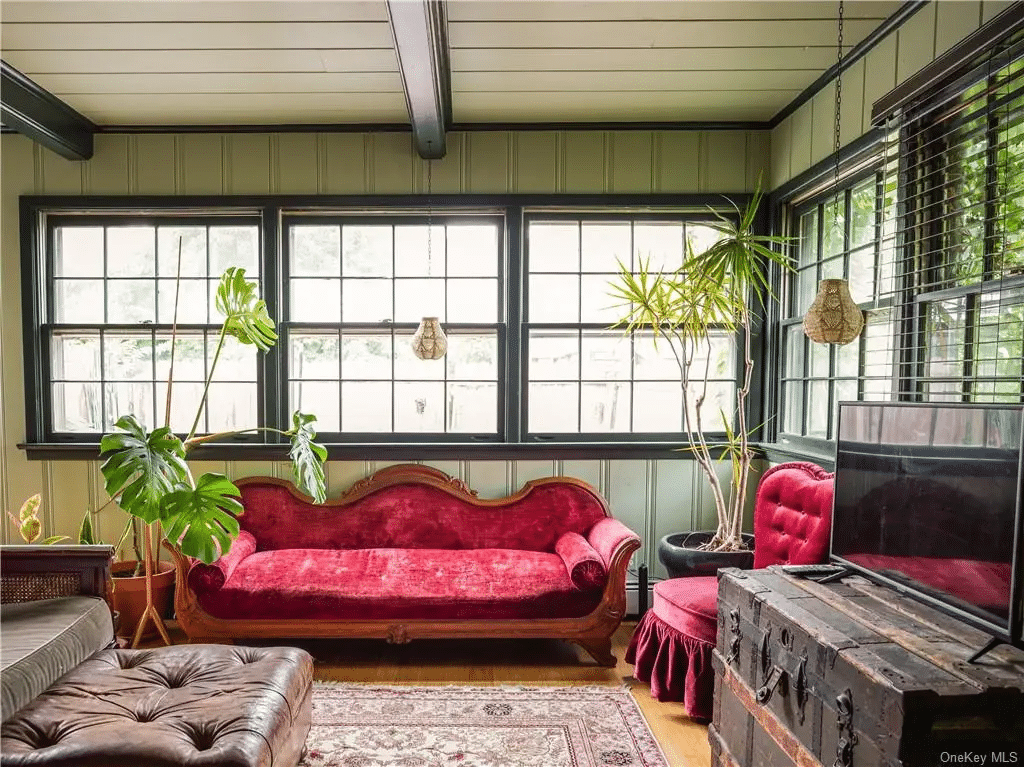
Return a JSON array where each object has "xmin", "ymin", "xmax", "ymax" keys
[
  {"xmin": 768, "ymin": 0, "xmax": 930, "ymax": 129},
  {"xmin": 58, "ymin": 121, "xmax": 775, "ymax": 136}
]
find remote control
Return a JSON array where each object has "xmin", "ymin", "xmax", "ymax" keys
[{"xmin": 780, "ymin": 564, "xmax": 847, "ymax": 578}]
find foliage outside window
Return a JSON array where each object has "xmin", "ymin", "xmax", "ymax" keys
[
  {"xmin": 779, "ymin": 173, "xmax": 896, "ymax": 442},
  {"xmin": 914, "ymin": 60, "xmax": 1024, "ymax": 403},
  {"xmin": 779, "ymin": 49, "xmax": 1024, "ymax": 449}
]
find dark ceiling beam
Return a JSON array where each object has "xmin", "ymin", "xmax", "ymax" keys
[
  {"xmin": 1, "ymin": 60, "xmax": 96, "ymax": 161},
  {"xmin": 385, "ymin": 0, "xmax": 452, "ymax": 159}
]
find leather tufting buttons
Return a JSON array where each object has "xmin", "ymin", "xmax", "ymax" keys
[
  {"xmin": 116, "ymin": 651, "xmax": 154, "ymax": 670},
  {"xmin": 179, "ymin": 721, "xmax": 218, "ymax": 751}
]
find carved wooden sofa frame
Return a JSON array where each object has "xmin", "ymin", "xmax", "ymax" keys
[{"xmin": 167, "ymin": 465, "xmax": 641, "ymax": 666}]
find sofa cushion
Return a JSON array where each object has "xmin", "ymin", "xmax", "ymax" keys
[
  {"xmin": 196, "ymin": 548, "xmax": 604, "ymax": 621},
  {"xmin": 1, "ymin": 596, "xmax": 112, "ymax": 722},
  {"xmin": 555, "ymin": 532, "xmax": 607, "ymax": 590},
  {"xmin": 236, "ymin": 482, "xmax": 609, "ymax": 553}
]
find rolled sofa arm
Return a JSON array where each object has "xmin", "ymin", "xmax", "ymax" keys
[
  {"xmin": 186, "ymin": 530, "xmax": 257, "ymax": 593},
  {"xmin": 586, "ymin": 517, "xmax": 641, "ymax": 571},
  {"xmin": 555, "ymin": 532, "xmax": 607, "ymax": 590}
]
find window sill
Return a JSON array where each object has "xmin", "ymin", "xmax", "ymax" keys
[
  {"xmin": 18, "ymin": 441, "xmax": 753, "ymax": 462},
  {"xmin": 761, "ymin": 437, "xmax": 836, "ymax": 470}
]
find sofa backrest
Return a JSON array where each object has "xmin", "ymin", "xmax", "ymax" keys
[{"xmin": 236, "ymin": 465, "xmax": 611, "ymax": 553}]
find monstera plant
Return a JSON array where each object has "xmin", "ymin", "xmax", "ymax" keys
[{"xmin": 97, "ymin": 265, "xmax": 327, "ymax": 644}]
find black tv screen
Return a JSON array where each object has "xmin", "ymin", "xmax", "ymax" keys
[{"xmin": 832, "ymin": 402, "xmax": 1023, "ymax": 642}]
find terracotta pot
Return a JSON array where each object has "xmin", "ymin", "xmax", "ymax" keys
[
  {"xmin": 658, "ymin": 531, "xmax": 755, "ymax": 578},
  {"xmin": 111, "ymin": 560, "xmax": 175, "ymax": 639}
]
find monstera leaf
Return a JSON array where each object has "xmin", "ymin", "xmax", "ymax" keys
[
  {"xmin": 100, "ymin": 415, "xmax": 189, "ymax": 523},
  {"xmin": 215, "ymin": 267, "xmax": 278, "ymax": 351},
  {"xmin": 161, "ymin": 473, "xmax": 243, "ymax": 564},
  {"xmin": 288, "ymin": 411, "xmax": 327, "ymax": 504}
]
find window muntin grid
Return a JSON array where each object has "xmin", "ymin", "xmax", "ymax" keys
[
  {"xmin": 283, "ymin": 216, "xmax": 503, "ymax": 437},
  {"xmin": 524, "ymin": 215, "xmax": 736, "ymax": 437},
  {"xmin": 46, "ymin": 219, "xmax": 261, "ymax": 435}
]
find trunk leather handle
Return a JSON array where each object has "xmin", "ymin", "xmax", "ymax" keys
[
  {"xmin": 756, "ymin": 664, "xmax": 787, "ymax": 704},
  {"xmin": 726, "ymin": 609, "xmax": 742, "ymax": 666}
]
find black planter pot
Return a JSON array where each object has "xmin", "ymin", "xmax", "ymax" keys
[{"xmin": 658, "ymin": 531, "xmax": 754, "ymax": 578}]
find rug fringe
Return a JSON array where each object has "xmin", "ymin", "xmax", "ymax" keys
[{"xmin": 312, "ymin": 681, "xmax": 636, "ymax": 694}]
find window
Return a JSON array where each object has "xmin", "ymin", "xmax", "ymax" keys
[
  {"xmin": 524, "ymin": 215, "xmax": 733, "ymax": 436},
  {"xmin": 45, "ymin": 217, "xmax": 262, "ymax": 436},
  {"xmin": 777, "ymin": 27, "xmax": 1024, "ymax": 449},
  {"xmin": 26, "ymin": 199, "xmax": 744, "ymax": 451},
  {"xmin": 283, "ymin": 215, "xmax": 503, "ymax": 439},
  {"xmin": 779, "ymin": 173, "xmax": 895, "ymax": 441},
  {"xmin": 907, "ymin": 55, "xmax": 1024, "ymax": 404}
]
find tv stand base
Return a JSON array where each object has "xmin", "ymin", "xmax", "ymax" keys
[
  {"xmin": 712, "ymin": 567, "xmax": 1024, "ymax": 767},
  {"xmin": 967, "ymin": 635, "xmax": 1006, "ymax": 664}
]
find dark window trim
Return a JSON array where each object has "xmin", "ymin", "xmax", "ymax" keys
[
  {"xmin": 22, "ymin": 192, "xmax": 761, "ymax": 459},
  {"xmin": 280, "ymin": 212, "xmax": 507, "ymax": 440},
  {"xmin": 19, "ymin": 440, "xmax": 755, "ymax": 462},
  {"xmin": 768, "ymin": 151, "xmax": 887, "ymax": 447},
  {"xmin": 520, "ymin": 209, "xmax": 744, "ymax": 440},
  {"xmin": 871, "ymin": 3, "xmax": 1024, "ymax": 125},
  {"xmin": 23, "ymin": 193, "xmax": 749, "ymax": 211}
]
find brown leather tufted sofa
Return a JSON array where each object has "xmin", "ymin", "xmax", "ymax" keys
[{"xmin": 1, "ymin": 546, "xmax": 313, "ymax": 767}]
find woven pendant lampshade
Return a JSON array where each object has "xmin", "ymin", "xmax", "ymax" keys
[
  {"xmin": 803, "ymin": 279, "xmax": 864, "ymax": 345},
  {"xmin": 411, "ymin": 316, "xmax": 448, "ymax": 360}
]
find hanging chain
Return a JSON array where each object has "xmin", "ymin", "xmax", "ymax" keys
[
  {"xmin": 426, "ymin": 160, "xmax": 433, "ymax": 272},
  {"xmin": 834, "ymin": 0, "xmax": 845, "ymax": 192}
]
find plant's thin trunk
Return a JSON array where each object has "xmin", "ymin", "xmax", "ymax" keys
[
  {"xmin": 186, "ymin": 325, "xmax": 228, "ymax": 443},
  {"xmin": 729, "ymin": 310, "xmax": 756, "ymax": 548},
  {"xmin": 131, "ymin": 518, "xmax": 144, "ymax": 574},
  {"xmin": 667, "ymin": 328, "xmax": 728, "ymax": 541},
  {"xmin": 164, "ymin": 237, "xmax": 183, "ymax": 430}
]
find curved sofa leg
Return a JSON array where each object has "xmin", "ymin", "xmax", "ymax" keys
[{"xmin": 576, "ymin": 637, "xmax": 616, "ymax": 667}]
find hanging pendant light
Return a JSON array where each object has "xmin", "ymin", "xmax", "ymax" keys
[
  {"xmin": 412, "ymin": 316, "xmax": 448, "ymax": 360},
  {"xmin": 803, "ymin": 0, "xmax": 865, "ymax": 347},
  {"xmin": 803, "ymin": 279, "xmax": 864, "ymax": 345},
  {"xmin": 410, "ymin": 158, "xmax": 447, "ymax": 360}
]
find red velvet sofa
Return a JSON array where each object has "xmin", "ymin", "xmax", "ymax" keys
[{"xmin": 168, "ymin": 464, "xmax": 641, "ymax": 665}]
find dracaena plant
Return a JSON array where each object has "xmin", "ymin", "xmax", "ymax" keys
[
  {"xmin": 609, "ymin": 187, "xmax": 791, "ymax": 552},
  {"xmin": 99, "ymin": 266, "xmax": 327, "ymax": 565}
]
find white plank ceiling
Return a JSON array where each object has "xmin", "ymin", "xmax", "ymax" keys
[{"xmin": 0, "ymin": 0, "xmax": 904, "ymax": 126}]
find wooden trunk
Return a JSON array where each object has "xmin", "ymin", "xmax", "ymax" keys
[{"xmin": 710, "ymin": 567, "xmax": 1024, "ymax": 767}]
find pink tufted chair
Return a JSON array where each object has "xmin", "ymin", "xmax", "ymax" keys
[{"xmin": 625, "ymin": 462, "xmax": 834, "ymax": 722}]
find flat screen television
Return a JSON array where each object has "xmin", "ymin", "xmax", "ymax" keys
[{"xmin": 831, "ymin": 401, "xmax": 1024, "ymax": 656}]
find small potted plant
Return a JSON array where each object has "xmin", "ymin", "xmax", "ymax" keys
[
  {"xmin": 609, "ymin": 187, "xmax": 790, "ymax": 576},
  {"xmin": 92, "ymin": 263, "xmax": 327, "ymax": 646},
  {"xmin": 7, "ymin": 494, "xmax": 68, "ymax": 545}
]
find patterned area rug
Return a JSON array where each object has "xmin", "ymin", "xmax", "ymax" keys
[{"xmin": 300, "ymin": 683, "xmax": 670, "ymax": 767}]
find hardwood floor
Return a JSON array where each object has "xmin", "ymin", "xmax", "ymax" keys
[{"xmin": 145, "ymin": 620, "xmax": 712, "ymax": 767}]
